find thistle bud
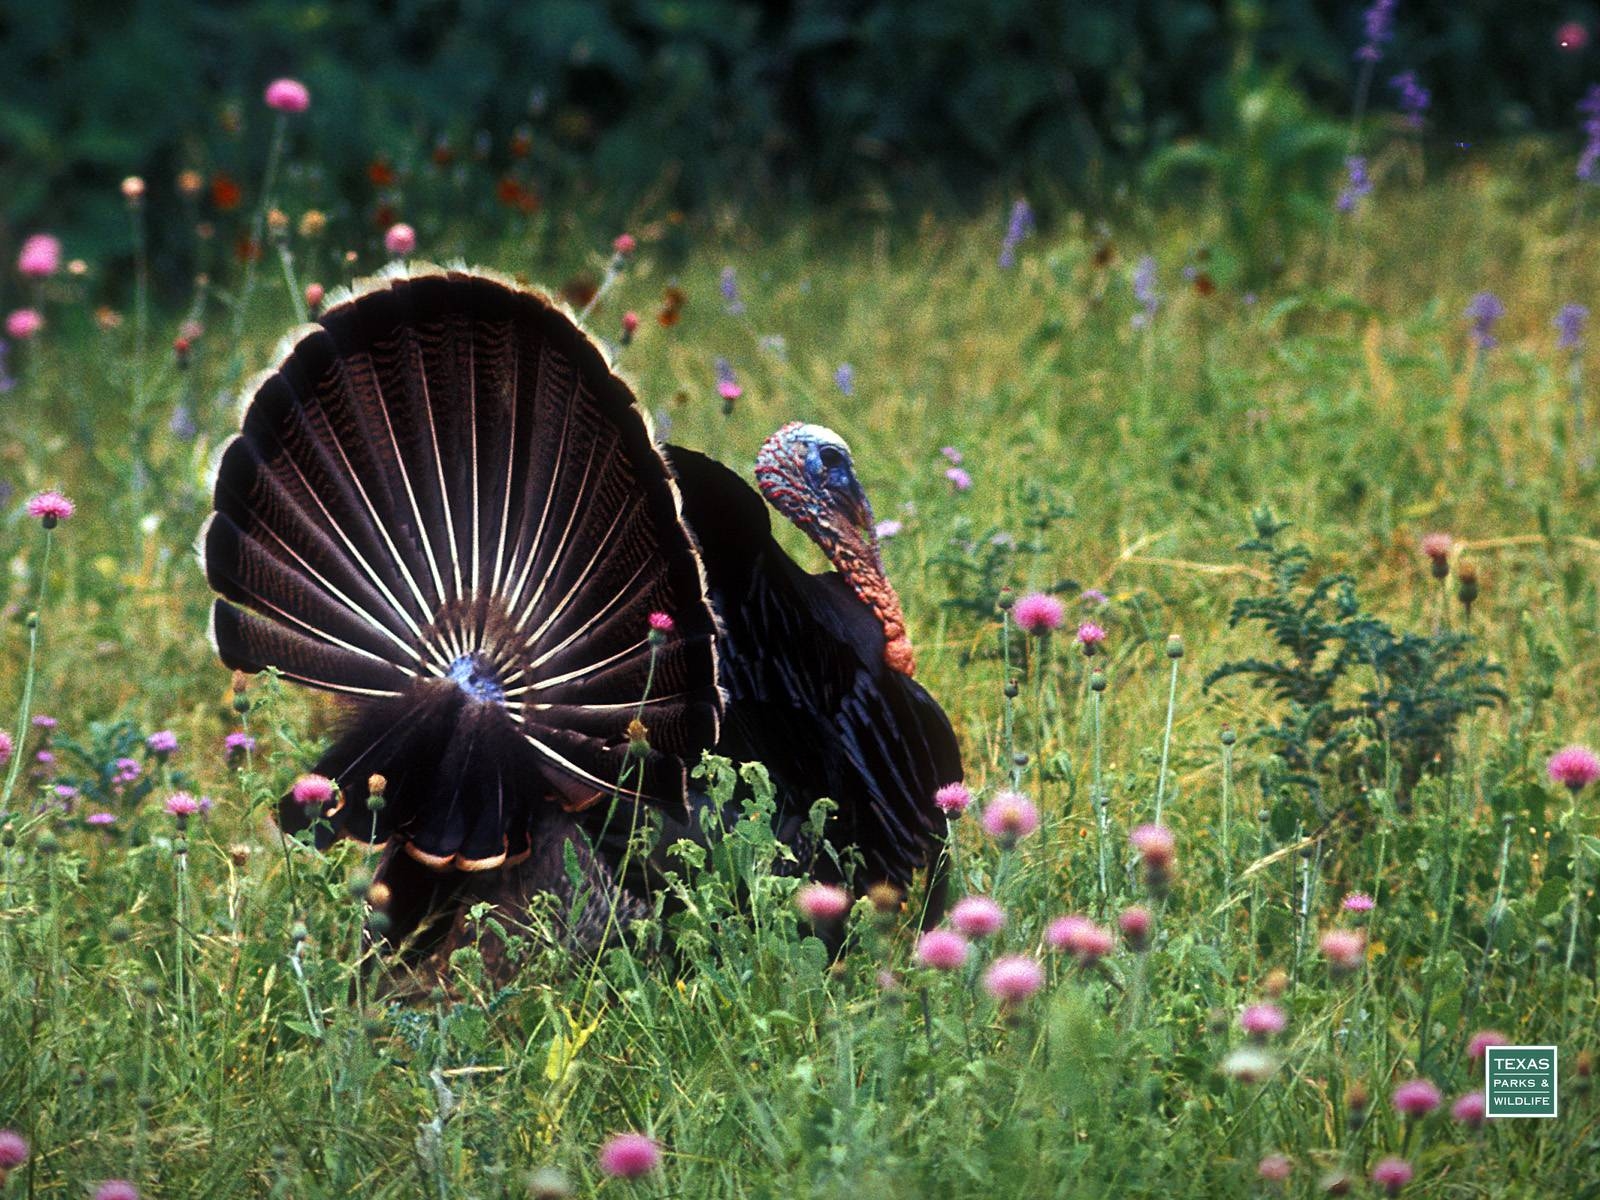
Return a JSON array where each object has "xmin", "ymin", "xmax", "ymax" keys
[
  {"xmin": 1457, "ymin": 559, "xmax": 1479, "ymax": 615},
  {"xmin": 1089, "ymin": 668, "xmax": 1107, "ymax": 693},
  {"xmin": 1003, "ymin": 679, "xmax": 1019, "ymax": 698},
  {"xmin": 1166, "ymin": 633, "xmax": 1184, "ymax": 659},
  {"xmin": 1220, "ymin": 725, "xmax": 1237, "ymax": 747},
  {"xmin": 367, "ymin": 773, "xmax": 387, "ymax": 811},
  {"xmin": 997, "ymin": 587, "xmax": 1015, "ymax": 612},
  {"xmin": 627, "ymin": 717, "xmax": 650, "ymax": 759}
]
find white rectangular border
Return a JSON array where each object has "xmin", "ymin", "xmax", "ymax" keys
[{"xmin": 1484, "ymin": 1045, "xmax": 1558, "ymax": 1119}]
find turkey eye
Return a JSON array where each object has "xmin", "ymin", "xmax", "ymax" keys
[{"xmin": 819, "ymin": 446, "xmax": 845, "ymax": 470}]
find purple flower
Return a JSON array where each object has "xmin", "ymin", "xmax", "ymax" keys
[
  {"xmin": 1388, "ymin": 71, "xmax": 1430, "ymax": 128},
  {"xmin": 719, "ymin": 266, "xmax": 744, "ymax": 315},
  {"xmin": 834, "ymin": 363, "xmax": 854, "ymax": 395},
  {"xmin": 1579, "ymin": 85, "xmax": 1600, "ymax": 183},
  {"xmin": 86, "ymin": 812, "xmax": 117, "ymax": 826},
  {"xmin": 1131, "ymin": 256, "xmax": 1160, "ymax": 328},
  {"xmin": 1081, "ymin": 587, "xmax": 1108, "ymax": 606},
  {"xmin": 1556, "ymin": 303, "xmax": 1589, "ymax": 351},
  {"xmin": 940, "ymin": 446, "xmax": 963, "ymax": 466},
  {"xmin": 874, "ymin": 518, "xmax": 903, "ymax": 539},
  {"xmin": 1336, "ymin": 156, "xmax": 1372, "ymax": 213},
  {"xmin": 1391, "ymin": 1078, "xmax": 1442, "ymax": 1117},
  {"xmin": 714, "ymin": 357, "xmax": 742, "ymax": 409},
  {"xmin": 146, "ymin": 730, "xmax": 178, "ymax": 756},
  {"xmin": 1356, "ymin": 0, "xmax": 1398, "ymax": 63},
  {"xmin": 1465, "ymin": 292, "xmax": 1505, "ymax": 349},
  {"xmin": 112, "ymin": 757, "xmax": 141, "ymax": 786},
  {"xmin": 1548, "ymin": 744, "xmax": 1600, "ymax": 790},
  {"xmin": 944, "ymin": 466, "xmax": 972, "ymax": 492},
  {"xmin": 998, "ymin": 199, "xmax": 1035, "ymax": 268}
]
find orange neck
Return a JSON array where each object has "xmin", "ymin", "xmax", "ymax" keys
[{"xmin": 829, "ymin": 525, "xmax": 915, "ymax": 676}]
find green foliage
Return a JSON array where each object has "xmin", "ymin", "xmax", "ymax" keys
[{"xmin": 1206, "ymin": 507, "xmax": 1506, "ymax": 810}]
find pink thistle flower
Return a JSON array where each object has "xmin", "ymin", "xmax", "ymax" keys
[
  {"xmin": 1240, "ymin": 1002, "xmax": 1288, "ymax": 1040},
  {"xmin": 944, "ymin": 466, "xmax": 972, "ymax": 492},
  {"xmin": 1341, "ymin": 891, "xmax": 1375, "ymax": 913},
  {"xmin": 1451, "ymin": 1090, "xmax": 1486, "ymax": 1128},
  {"xmin": 874, "ymin": 518, "xmax": 903, "ymax": 539},
  {"xmin": 165, "ymin": 792, "xmax": 203, "ymax": 818},
  {"xmin": 1118, "ymin": 905, "xmax": 1153, "ymax": 951},
  {"xmin": 597, "ymin": 1132, "xmax": 660, "ymax": 1178},
  {"xmin": 940, "ymin": 446, "xmax": 963, "ymax": 466},
  {"xmin": 304, "ymin": 283, "xmax": 325, "ymax": 312},
  {"xmin": 32, "ymin": 715, "xmax": 56, "ymax": 730},
  {"xmin": 5, "ymin": 309, "xmax": 43, "ymax": 340},
  {"xmin": 980, "ymin": 790, "xmax": 1040, "ymax": 845},
  {"xmin": 1257, "ymin": 1154, "xmax": 1292, "ymax": 1184},
  {"xmin": 145, "ymin": 730, "xmax": 177, "ymax": 756},
  {"xmin": 1319, "ymin": 928, "xmax": 1366, "ymax": 975},
  {"xmin": 1369, "ymin": 1157, "xmax": 1413, "ymax": 1196},
  {"xmin": 1012, "ymin": 592, "xmax": 1065, "ymax": 635},
  {"xmin": 1129, "ymin": 823, "xmax": 1176, "ymax": 870},
  {"xmin": 1420, "ymin": 532, "xmax": 1452, "ymax": 579},
  {"xmin": 934, "ymin": 781, "xmax": 971, "ymax": 816},
  {"xmin": 25, "ymin": 490, "xmax": 74, "ymax": 526},
  {"xmin": 292, "ymin": 773, "xmax": 334, "ymax": 808},
  {"xmin": 949, "ymin": 895, "xmax": 1006, "ymax": 938},
  {"xmin": 647, "ymin": 611, "xmax": 675, "ymax": 635},
  {"xmin": 0, "ymin": 731, "xmax": 12, "ymax": 767},
  {"xmin": 1547, "ymin": 744, "xmax": 1600, "ymax": 790},
  {"xmin": 263, "ymin": 78, "xmax": 311, "ymax": 113},
  {"xmin": 622, "ymin": 310, "xmax": 640, "ymax": 336},
  {"xmin": 383, "ymin": 223, "xmax": 417, "ymax": 257},
  {"xmin": 17, "ymin": 233, "xmax": 62, "ymax": 278},
  {"xmin": 94, "ymin": 1183, "xmax": 140, "ymax": 1200},
  {"xmin": 795, "ymin": 883, "xmax": 851, "ymax": 923},
  {"xmin": 1391, "ymin": 1079, "xmax": 1442, "ymax": 1117},
  {"xmin": 612, "ymin": 233, "xmax": 637, "ymax": 255},
  {"xmin": 1559, "ymin": 21, "xmax": 1590, "ymax": 50},
  {"xmin": 1046, "ymin": 915, "xmax": 1115, "ymax": 964},
  {"xmin": 53, "ymin": 784, "xmax": 78, "ymax": 801},
  {"xmin": 982, "ymin": 954, "xmax": 1044, "ymax": 1004},
  {"xmin": 1466, "ymin": 1029, "xmax": 1507, "ymax": 1062},
  {"xmin": 1075, "ymin": 620, "xmax": 1107, "ymax": 654},
  {"xmin": 0, "ymin": 1129, "xmax": 28, "ymax": 1169},
  {"xmin": 914, "ymin": 928, "xmax": 971, "ymax": 970},
  {"xmin": 112, "ymin": 757, "xmax": 141, "ymax": 786},
  {"xmin": 86, "ymin": 812, "xmax": 117, "ymax": 826},
  {"xmin": 224, "ymin": 732, "xmax": 256, "ymax": 764}
]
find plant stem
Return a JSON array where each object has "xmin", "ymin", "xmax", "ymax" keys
[
  {"xmin": 1, "ymin": 530, "xmax": 53, "ymax": 812},
  {"xmin": 1153, "ymin": 651, "xmax": 1180, "ymax": 825}
]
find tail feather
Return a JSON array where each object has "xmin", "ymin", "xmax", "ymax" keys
[{"xmin": 206, "ymin": 266, "xmax": 721, "ymax": 870}]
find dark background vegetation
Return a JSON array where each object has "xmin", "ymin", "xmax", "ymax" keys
[{"xmin": 2, "ymin": 0, "xmax": 1597, "ymax": 264}]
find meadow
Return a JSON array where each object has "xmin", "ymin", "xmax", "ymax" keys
[{"xmin": 1, "ymin": 102, "xmax": 1599, "ymax": 1197}]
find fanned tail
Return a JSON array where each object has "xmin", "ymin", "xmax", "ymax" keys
[{"xmin": 204, "ymin": 266, "xmax": 721, "ymax": 874}]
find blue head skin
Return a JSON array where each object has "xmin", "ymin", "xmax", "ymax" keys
[{"xmin": 754, "ymin": 422, "xmax": 914, "ymax": 674}]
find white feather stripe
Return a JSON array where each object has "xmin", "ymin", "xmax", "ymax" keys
[
  {"xmin": 412, "ymin": 337, "xmax": 465, "ymax": 603},
  {"xmin": 521, "ymin": 635, "xmax": 649, "ymax": 692},
  {"xmin": 511, "ymin": 433, "xmax": 599, "ymax": 635},
  {"xmin": 501, "ymin": 342, "xmax": 572, "ymax": 618},
  {"xmin": 524, "ymin": 550, "xmax": 652, "ymax": 673},
  {"xmin": 363, "ymin": 355, "xmax": 449, "ymax": 615},
  {"xmin": 519, "ymin": 731, "xmax": 628, "ymax": 796},
  {"xmin": 221, "ymin": 581, "xmax": 418, "ymax": 675},
  {"xmin": 488, "ymin": 341, "xmax": 519, "ymax": 601},
  {"xmin": 516, "ymin": 489, "xmax": 641, "ymax": 657}
]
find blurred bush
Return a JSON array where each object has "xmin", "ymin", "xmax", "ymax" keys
[{"xmin": 0, "ymin": 0, "xmax": 1594, "ymax": 261}]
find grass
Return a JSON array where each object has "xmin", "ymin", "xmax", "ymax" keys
[{"xmin": 1, "ymin": 145, "xmax": 1599, "ymax": 1197}]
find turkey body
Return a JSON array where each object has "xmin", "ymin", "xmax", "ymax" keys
[{"xmin": 203, "ymin": 266, "xmax": 960, "ymax": 966}]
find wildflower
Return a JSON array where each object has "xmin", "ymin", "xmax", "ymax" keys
[
  {"xmin": 1131, "ymin": 256, "xmax": 1160, "ymax": 328},
  {"xmin": 1240, "ymin": 1003, "xmax": 1288, "ymax": 1041},
  {"xmin": 714, "ymin": 357, "xmax": 742, "ymax": 404},
  {"xmin": 940, "ymin": 446, "xmax": 963, "ymax": 466},
  {"xmin": 1451, "ymin": 1091, "xmax": 1486, "ymax": 1128},
  {"xmin": 1118, "ymin": 905, "xmax": 1153, "ymax": 951},
  {"xmin": 1560, "ymin": 21, "xmax": 1590, "ymax": 50},
  {"xmin": 915, "ymin": 928, "xmax": 971, "ymax": 970},
  {"xmin": 796, "ymin": 883, "xmax": 851, "ymax": 923},
  {"xmin": 1047, "ymin": 915, "xmax": 1115, "ymax": 964},
  {"xmin": 1335, "ymin": 156, "xmax": 1372, "ymax": 213},
  {"xmin": 621, "ymin": 311, "xmax": 639, "ymax": 344},
  {"xmin": 1420, "ymin": 531, "xmax": 1452, "ymax": 578},
  {"xmin": 1355, "ymin": 0, "xmax": 1398, "ymax": 62},
  {"xmin": 26, "ymin": 714, "xmax": 51, "ymax": 730},
  {"xmin": 1391, "ymin": 1078, "xmax": 1441, "ymax": 1116},
  {"xmin": 719, "ymin": 267, "xmax": 744, "ymax": 315},
  {"xmin": 1012, "ymin": 592, "xmax": 1064, "ymax": 635},
  {"xmin": 86, "ymin": 812, "xmax": 117, "ymax": 826},
  {"xmin": 1388, "ymin": 71, "xmax": 1430, "ymax": 129},
  {"xmin": 997, "ymin": 199, "xmax": 1034, "ymax": 269},
  {"xmin": 384, "ymin": 223, "xmax": 416, "ymax": 257},
  {"xmin": 981, "ymin": 790, "xmax": 1040, "ymax": 846},
  {"xmin": 176, "ymin": 169, "xmax": 204, "ymax": 197},
  {"xmin": 1319, "ymin": 928, "xmax": 1366, "ymax": 975},
  {"xmin": 949, "ymin": 896, "xmax": 1005, "ymax": 938},
  {"xmin": 1465, "ymin": 291, "xmax": 1505, "ymax": 349},
  {"xmin": 224, "ymin": 732, "xmax": 256, "ymax": 766},
  {"xmin": 1457, "ymin": 560, "xmax": 1480, "ymax": 614},
  {"xmin": 304, "ymin": 283, "xmax": 326, "ymax": 315},
  {"xmin": 1369, "ymin": 1157, "xmax": 1413, "ymax": 1196},
  {"xmin": 1130, "ymin": 824, "xmax": 1176, "ymax": 870},
  {"xmin": 933, "ymin": 782, "xmax": 972, "ymax": 817},
  {"xmin": 1222, "ymin": 1046, "xmax": 1277, "ymax": 1084},
  {"xmin": 95, "ymin": 1183, "xmax": 140, "ymax": 1200},
  {"xmin": 874, "ymin": 518, "xmax": 903, "ymax": 539},
  {"xmin": 292, "ymin": 773, "xmax": 334, "ymax": 808},
  {"xmin": 165, "ymin": 792, "xmax": 203, "ymax": 818},
  {"xmin": 264, "ymin": 78, "xmax": 311, "ymax": 113},
  {"xmin": 298, "ymin": 210, "xmax": 328, "ymax": 239},
  {"xmin": 0, "ymin": 731, "xmax": 11, "ymax": 767},
  {"xmin": 1076, "ymin": 620, "xmax": 1107, "ymax": 655},
  {"xmin": 1581, "ymin": 85, "xmax": 1600, "ymax": 184},
  {"xmin": 1466, "ymin": 1029, "xmax": 1507, "ymax": 1062},
  {"xmin": 597, "ymin": 1132, "xmax": 660, "ymax": 1178},
  {"xmin": 1547, "ymin": 745, "xmax": 1600, "ymax": 790},
  {"xmin": 1257, "ymin": 1154, "xmax": 1292, "ymax": 1183},
  {"xmin": 26, "ymin": 490, "xmax": 74, "ymax": 528},
  {"xmin": 612, "ymin": 233, "xmax": 637, "ymax": 256},
  {"xmin": 120, "ymin": 176, "xmax": 145, "ymax": 205},
  {"xmin": 145, "ymin": 730, "xmax": 178, "ymax": 756},
  {"xmin": 17, "ymin": 233, "xmax": 62, "ymax": 278},
  {"xmin": 111, "ymin": 757, "xmax": 141, "ymax": 786},
  {"xmin": 647, "ymin": 611, "xmax": 675, "ymax": 638},
  {"xmin": 944, "ymin": 466, "xmax": 972, "ymax": 492},
  {"xmin": 834, "ymin": 363, "xmax": 854, "ymax": 395},
  {"xmin": 1081, "ymin": 587, "xmax": 1108, "ymax": 606},
  {"xmin": 1342, "ymin": 891, "xmax": 1375, "ymax": 913},
  {"xmin": 983, "ymin": 954, "xmax": 1044, "ymax": 1003},
  {"xmin": 1556, "ymin": 303, "xmax": 1589, "ymax": 351},
  {"xmin": 6, "ymin": 309, "xmax": 43, "ymax": 339},
  {"xmin": 0, "ymin": 1129, "xmax": 28, "ymax": 1170}
]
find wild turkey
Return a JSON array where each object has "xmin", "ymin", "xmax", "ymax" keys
[{"xmin": 203, "ymin": 266, "xmax": 961, "ymax": 960}]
